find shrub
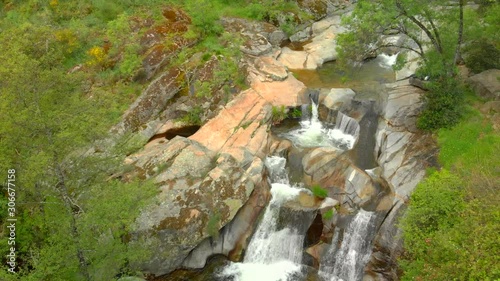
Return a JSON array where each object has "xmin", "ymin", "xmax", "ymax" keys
[
  {"xmin": 271, "ymin": 105, "xmax": 287, "ymax": 124},
  {"xmin": 180, "ymin": 106, "xmax": 203, "ymax": 125},
  {"xmin": 417, "ymin": 78, "xmax": 466, "ymax": 131},
  {"xmin": 323, "ymin": 209, "xmax": 334, "ymax": 220},
  {"xmin": 289, "ymin": 108, "xmax": 302, "ymax": 118},
  {"xmin": 311, "ymin": 185, "xmax": 328, "ymax": 199},
  {"xmin": 463, "ymin": 41, "xmax": 500, "ymax": 74}
]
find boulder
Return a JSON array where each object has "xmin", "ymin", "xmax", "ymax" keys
[
  {"xmin": 240, "ymin": 33, "xmax": 273, "ymax": 56},
  {"xmin": 221, "ymin": 17, "xmax": 288, "ymax": 49},
  {"xmin": 112, "ymin": 69, "xmax": 181, "ymax": 134},
  {"xmin": 277, "ymin": 47, "xmax": 317, "ymax": 69},
  {"xmin": 467, "ymin": 69, "xmax": 500, "ymax": 100},
  {"xmin": 301, "ymin": 147, "xmax": 378, "ymax": 206},
  {"xmin": 189, "ymin": 89, "xmax": 271, "ymax": 154},
  {"xmin": 303, "ymin": 15, "xmax": 345, "ymax": 65},
  {"xmin": 254, "ymin": 56, "xmax": 289, "ymax": 81},
  {"xmin": 321, "ymin": 88, "xmax": 356, "ymax": 111},
  {"xmin": 129, "ymin": 137, "xmax": 271, "ymax": 276},
  {"xmin": 297, "ymin": 0, "xmax": 328, "ymax": 20},
  {"xmin": 375, "ymin": 80, "xmax": 437, "ymax": 199}
]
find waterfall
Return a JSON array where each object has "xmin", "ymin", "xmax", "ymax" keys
[
  {"xmin": 265, "ymin": 156, "xmax": 289, "ymax": 184},
  {"xmin": 311, "ymin": 99, "xmax": 319, "ymax": 123},
  {"xmin": 319, "ymin": 210, "xmax": 376, "ymax": 281},
  {"xmin": 221, "ymin": 157, "xmax": 311, "ymax": 281},
  {"xmin": 280, "ymin": 99, "xmax": 357, "ymax": 150},
  {"xmin": 378, "ymin": 53, "xmax": 398, "ymax": 68},
  {"xmin": 334, "ymin": 111, "xmax": 360, "ymax": 139}
]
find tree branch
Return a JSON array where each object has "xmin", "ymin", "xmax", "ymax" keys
[{"xmin": 395, "ymin": 0, "xmax": 442, "ymax": 54}]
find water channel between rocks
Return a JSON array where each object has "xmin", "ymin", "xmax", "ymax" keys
[{"xmin": 161, "ymin": 54, "xmax": 396, "ymax": 281}]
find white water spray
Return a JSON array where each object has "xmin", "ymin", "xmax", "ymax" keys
[
  {"xmin": 221, "ymin": 157, "xmax": 309, "ymax": 281},
  {"xmin": 281, "ymin": 100, "xmax": 358, "ymax": 149},
  {"xmin": 320, "ymin": 209, "xmax": 375, "ymax": 281},
  {"xmin": 378, "ymin": 53, "xmax": 398, "ymax": 68}
]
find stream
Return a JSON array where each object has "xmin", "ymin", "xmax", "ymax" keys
[{"xmin": 161, "ymin": 54, "xmax": 396, "ymax": 281}]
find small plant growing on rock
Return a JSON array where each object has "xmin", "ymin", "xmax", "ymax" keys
[
  {"xmin": 323, "ymin": 209, "xmax": 334, "ymax": 220},
  {"xmin": 289, "ymin": 108, "xmax": 302, "ymax": 119},
  {"xmin": 311, "ymin": 184, "xmax": 328, "ymax": 199},
  {"xmin": 271, "ymin": 105, "xmax": 287, "ymax": 125}
]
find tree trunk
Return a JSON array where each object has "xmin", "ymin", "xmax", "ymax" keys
[{"xmin": 454, "ymin": 0, "xmax": 465, "ymax": 65}]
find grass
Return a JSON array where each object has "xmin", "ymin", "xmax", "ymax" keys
[
  {"xmin": 400, "ymin": 95, "xmax": 500, "ymax": 280},
  {"xmin": 311, "ymin": 184, "xmax": 328, "ymax": 199}
]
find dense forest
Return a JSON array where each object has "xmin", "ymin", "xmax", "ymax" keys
[{"xmin": 1, "ymin": 0, "xmax": 499, "ymax": 280}]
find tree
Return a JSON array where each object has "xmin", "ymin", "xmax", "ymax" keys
[
  {"xmin": 337, "ymin": 0, "xmax": 467, "ymax": 76},
  {"xmin": 0, "ymin": 23, "xmax": 155, "ymax": 281}
]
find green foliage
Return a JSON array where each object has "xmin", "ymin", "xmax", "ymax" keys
[
  {"xmin": 180, "ymin": 106, "xmax": 203, "ymax": 125},
  {"xmin": 185, "ymin": 0, "xmax": 223, "ymax": 37},
  {"xmin": 271, "ymin": 105, "xmax": 287, "ymax": 125},
  {"xmin": 289, "ymin": 108, "xmax": 302, "ymax": 119},
  {"xmin": 400, "ymin": 103, "xmax": 500, "ymax": 280},
  {"xmin": 463, "ymin": 40, "xmax": 500, "ymax": 73},
  {"xmin": 311, "ymin": 185, "xmax": 328, "ymax": 199},
  {"xmin": 0, "ymin": 13, "xmax": 156, "ymax": 280},
  {"xmin": 417, "ymin": 78, "xmax": 466, "ymax": 131},
  {"xmin": 323, "ymin": 209, "xmax": 334, "ymax": 220}
]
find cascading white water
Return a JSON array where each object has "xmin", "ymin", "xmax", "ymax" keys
[
  {"xmin": 319, "ymin": 209, "xmax": 375, "ymax": 281},
  {"xmin": 265, "ymin": 156, "xmax": 289, "ymax": 184},
  {"xmin": 220, "ymin": 157, "xmax": 309, "ymax": 281},
  {"xmin": 378, "ymin": 53, "xmax": 398, "ymax": 68},
  {"xmin": 331, "ymin": 111, "xmax": 360, "ymax": 141},
  {"xmin": 280, "ymin": 99, "xmax": 358, "ymax": 150}
]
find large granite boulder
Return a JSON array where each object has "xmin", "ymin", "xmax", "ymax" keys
[
  {"xmin": 301, "ymin": 147, "xmax": 378, "ymax": 207},
  {"xmin": 127, "ymin": 137, "xmax": 270, "ymax": 276},
  {"xmin": 467, "ymin": 69, "xmax": 500, "ymax": 100},
  {"xmin": 280, "ymin": 14, "xmax": 346, "ymax": 70},
  {"xmin": 375, "ymin": 80, "xmax": 437, "ymax": 199}
]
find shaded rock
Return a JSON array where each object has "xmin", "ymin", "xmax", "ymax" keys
[
  {"xmin": 467, "ymin": 69, "xmax": 500, "ymax": 100},
  {"xmin": 409, "ymin": 75, "xmax": 430, "ymax": 90},
  {"xmin": 290, "ymin": 27, "xmax": 312, "ymax": 43},
  {"xmin": 182, "ymin": 157, "xmax": 271, "ymax": 268},
  {"xmin": 364, "ymin": 200, "xmax": 406, "ymax": 281},
  {"xmin": 269, "ymin": 30, "xmax": 288, "ymax": 46},
  {"xmin": 148, "ymin": 119, "xmax": 200, "ymax": 142},
  {"xmin": 113, "ymin": 69, "xmax": 181, "ymax": 134},
  {"xmin": 298, "ymin": 0, "xmax": 328, "ymax": 20}
]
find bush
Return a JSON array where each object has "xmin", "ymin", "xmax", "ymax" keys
[
  {"xmin": 464, "ymin": 41, "xmax": 500, "ymax": 74},
  {"xmin": 180, "ymin": 106, "xmax": 203, "ymax": 125},
  {"xmin": 271, "ymin": 105, "xmax": 287, "ymax": 124},
  {"xmin": 417, "ymin": 78, "xmax": 466, "ymax": 131},
  {"xmin": 311, "ymin": 185, "xmax": 328, "ymax": 199},
  {"xmin": 323, "ymin": 209, "xmax": 334, "ymax": 220}
]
